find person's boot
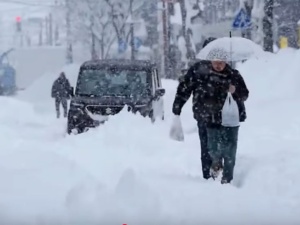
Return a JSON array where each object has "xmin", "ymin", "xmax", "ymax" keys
[
  {"xmin": 56, "ymin": 111, "xmax": 60, "ymax": 119},
  {"xmin": 221, "ymin": 178, "xmax": 230, "ymax": 184},
  {"xmin": 210, "ymin": 160, "xmax": 223, "ymax": 179},
  {"xmin": 203, "ymin": 173, "xmax": 211, "ymax": 180}
]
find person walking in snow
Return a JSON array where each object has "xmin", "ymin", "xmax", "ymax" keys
[
  {"xmin": 51, "ymin": 72, "xmax": 72, "ymax": 118},
  {"xmin": 172, "ymin": 49, "xmax": 249, "ymax": 184},
  {"xmin": 172, "ymin": 37, "xmax": 219, "ymax": 180}
]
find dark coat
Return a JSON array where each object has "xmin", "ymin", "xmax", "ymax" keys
[
  {"xmin": 51, "ymin": 76, "xmax": 71, "ymax": 99},
  {"xmin": 172, "ymin": 61, "xmax": 249, "ymax": 127}
]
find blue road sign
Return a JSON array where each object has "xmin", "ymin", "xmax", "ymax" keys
[
  {"xmin": 118, "ymin": 39, "xmax": 127, "ymax": 53},
  {"xmin": 133, "ymin": 37, "xmax": 142, "ymax": 50},
  {"xmin": 232, "ymin": 8, "xmax": 251, "ymax": 29}
]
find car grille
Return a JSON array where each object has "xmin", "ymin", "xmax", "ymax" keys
[{"xmin": 85, "ymin": 105, "xmax": 124, "ymax": 115}]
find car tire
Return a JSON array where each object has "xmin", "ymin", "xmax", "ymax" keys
[
  {"xmin": 67, "ymin": 118, "xmax": 75, "ymax": 134},
  {"xmin": 149, "ymin": 110, "xmax": 155, "ymax": 123},
  {"xmin": 67, "ymin": 113, "xmax": 82, "ymax": 134}
]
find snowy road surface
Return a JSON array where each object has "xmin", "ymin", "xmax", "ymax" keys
[{"xmin": 0, "ymin": 49, "xmax": 300, "ymax": 224}]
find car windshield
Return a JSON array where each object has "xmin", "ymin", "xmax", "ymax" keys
[{"xmin": 76, "ymin": 68, "xmax": 151, "ymax": 97}]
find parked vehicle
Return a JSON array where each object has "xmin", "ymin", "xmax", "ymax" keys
[
  {"xmin": 67, "ymin": 59, "xmax": 165, "ymax": 134},
  {"xmin": 0, "ymin": 48, "xmax": 17, "ymax": 95}
]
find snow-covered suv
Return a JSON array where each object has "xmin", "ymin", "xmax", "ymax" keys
[{"xmin": 67, "ymin": 59, "xmax": 165, "ymax": 134}]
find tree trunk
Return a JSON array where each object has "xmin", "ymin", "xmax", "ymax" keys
[
  {"xmin": 263, "ymin": 0, "xmax": 273, "ymax": 52},
  {"xmin": 243, "ymin": 0, "xmax": 253, "ymax": 40},
  {"xmin": 100, "ymin": 32, "xmax": 104, "ymax": 59},
  {"xmin": 179, "ymin": 0, "xmax": 195, "ymax": 61}
]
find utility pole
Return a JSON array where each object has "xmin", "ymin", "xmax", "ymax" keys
[
  {"xmin": 49, "ymin": 13, "xmax": 53, "ymax": 46},
  {"xmin": 130, "ymin": 0, "xmax": 135, "ymax": 60},
  {"xmin": 166, "ymin": 1, "xmax": 173, "ymax": 78},
  {"xmin": 65, "ymin": 0, "xmax": 73, "ymax": 64},
  {"xmin": 162, "ymin": 0, "xmax": 169, "ymax": 78},
  {"xmin": 90, "ymin": 15, "xmax": 97, "ymax": 60},
  {"xmin": 54, "ymin": 0, "xmax": 60, "ymax": 45},
  {"xmin": 263, "ymin": 0, "xmax": 274, "ymax": 52},
  {"xmin": 45, "ymin": 16, "xmax": 49, "ymax": 44},
  {"xmin": 15, "ymin": 16, "xmax": 23, "ymax": 47},
  {"xmin": 39, "ymin": 20, "xmax": 43, "ymax": 46}
]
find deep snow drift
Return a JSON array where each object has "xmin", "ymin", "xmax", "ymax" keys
[{"xmin": 0, "ymin": 49, "xmax": 300, "ymax": 224}]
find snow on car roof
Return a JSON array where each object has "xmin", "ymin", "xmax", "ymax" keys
[{"xmin": 81, "ymin": 59, "xmax": 156, "ymax": 70}]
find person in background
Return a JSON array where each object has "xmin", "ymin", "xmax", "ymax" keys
[{"xmin": 51, "ymin": 72, "xmax": 72, "ymax": 118}]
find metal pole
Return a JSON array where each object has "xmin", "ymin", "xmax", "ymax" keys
[
  {"xmin": 90, "ymin": 15, "xmax": 97, "ymax": 60},
  {"xmin": 229, "ymin": 31, "xmax": 233, "ymax": 67},
  {"xmin": 130, "ymin": 23, "xmax": 135, "ymax": 60},
  {"xmin": 49, "ymin": 13, "xmax": 53, "ymax": 45},
  {"xmin": 166, "ymin": 1, "xmax": 172, "ymax": 78},
  {"xmin": 130, "ymin": 0, "xmax": 135, "ymax": 60},
  {"xmin": 66, "ymin": 0, "xmax": 73, "ymax": 64},
  {"xmin": 162, "ymin": 0, "xmax": 168, "ymax": 78}
]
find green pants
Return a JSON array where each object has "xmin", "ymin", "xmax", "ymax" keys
[{"xmin": 207, "ymin": 126, "xmax": 239, "ymax": 182}]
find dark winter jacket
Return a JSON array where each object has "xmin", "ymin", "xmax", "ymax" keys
[
  {"xmin": 51, "ymin": 76, "xmax": 71, "ymax": 99},
  {"xmin": 172, "ymin": 61, "xmax": 249, "ymax": 127}
]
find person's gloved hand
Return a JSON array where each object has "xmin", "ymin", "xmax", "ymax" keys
[
  {"xmin": 172, "ymin": 105, "xmax": 181, "ymax": 116},
  {"xmin": 229, "ymin": 84, "xmax": 236, "ymax": 94}
]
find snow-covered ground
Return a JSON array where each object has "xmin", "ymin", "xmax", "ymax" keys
[{"xmin": 1, "ymin": 49, "xmax": 300, "ymax": 224}]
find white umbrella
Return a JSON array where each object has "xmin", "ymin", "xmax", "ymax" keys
[{"xmin": 196, "ymin": 37, "xmax": 264, "ymax": 61}]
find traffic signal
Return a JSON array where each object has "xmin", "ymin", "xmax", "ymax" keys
[{"xmin": 16, "ymin": 16, "xmax": 22, "ymax": 32}]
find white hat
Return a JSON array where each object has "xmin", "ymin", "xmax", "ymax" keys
[{"xmin": 206, "ymin": 48, "xmax": 229, "ymax": 62}]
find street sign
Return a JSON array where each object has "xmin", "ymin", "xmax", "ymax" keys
[
  {"xmin": 118, "ymin": 39, "xmax": 127, "ymax": 53},
  {"xmin": 232, "ymin": 8, "xmax": 251, "ymax": 29},
  {"xmin": 133, "ymin": 37, "xmax": 142, "ymax": 50}
]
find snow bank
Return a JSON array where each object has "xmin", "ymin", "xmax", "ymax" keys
[
  {"xmin": 0, "ymin": 149, "xmax": 98, "ymax": 223},
  {"xmin": 66, "ymin": 168, "xmax": 161, "ymax": 224},
  {"xmin": 238, "ymin": 48, "xmax": 300, "ymax": 104}
]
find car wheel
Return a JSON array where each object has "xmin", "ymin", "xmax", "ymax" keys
[
  {"xmin": 161, "ymin": 112, "xmax": 165, "ymax": 121},
  {"xmin": 67, "ymin": 119, "xmax": 74, "ymax": 134},
  {"xmin": 149, "ymin": 110, "xmax": 155, "ymax": 123},
  {"xmin": 67, "ymin": 114, "xmax": 83, "ymax": 135}
]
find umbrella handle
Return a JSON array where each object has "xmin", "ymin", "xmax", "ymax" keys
[{"xmin": 229, "ymin": 31, "xmax": 233, "ymax": 67}]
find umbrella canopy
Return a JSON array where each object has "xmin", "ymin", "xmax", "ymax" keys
[{"xmin": 196, "ymin": 37, "xmax": 264, "ymax": 62}]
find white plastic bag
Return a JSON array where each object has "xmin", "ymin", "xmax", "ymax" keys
[
  {"xmin": 169, "ymin": 115, "xmax": 184, "ymax": 142},
  {"xmin": 221, "ymin": 93, "xmax": 240, "ymax": 127}
]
